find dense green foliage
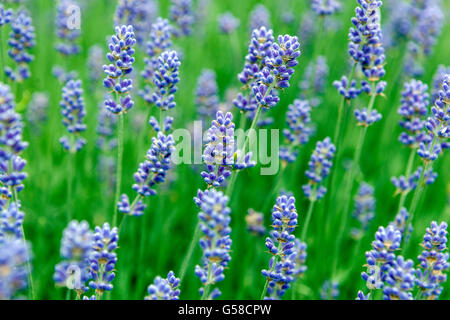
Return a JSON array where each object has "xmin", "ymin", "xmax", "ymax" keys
[{"xmin": 1, "ymin": 0, "xmax": 448, "ymax": 300}]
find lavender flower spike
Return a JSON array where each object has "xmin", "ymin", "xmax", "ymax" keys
[
  {"xmin": 103, "ymin": 25, "xmax": 136, "ymax": 115},
  {"xmin": 88, "ymin": 223, "xmax": 119, "ymax": 298},
  {"xmin": 152, "ymin": 51, "xmax": 181, "ymax": 111},
  {"xmin": 416, "ymin": 221, "xmax": 449, "ymax": 300},
  {"xmin": 145, "ymin": 271, "xmax": 180, "ymax": 300},
  {"xmin": 302, "ymin": 137, "xmax": 336, "ymax": 201},
  {"xmin": 418, "ymin": 74, "xmax": 449, "ymax": 161},
  {"xmin": 262, "ymin": 195, "xmax": 298, "ymax": 300},
  {"xmin": 0, "ymin": 5, "xmax": 12, "ymax": 27},
  {"xmin": 201, "ymin": 111, "xmax": 255, "ymax": 188},
  {"xmin": 383, "ymin": 256, "xmax": 416, "ymax": 300},
  {"xmin": 194, "ymin": 189, "xmax": 232, "ymax": 300},
  {"xmin": 361, "ymin": 225, "xmax": 402, "ymax": 290}
]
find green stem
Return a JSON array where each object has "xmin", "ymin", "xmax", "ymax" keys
[
  {"xmin": 178, "ymin": 222, "xmax": 201, "ymax": 284},
  {"xmin": 113, "ymin": 113, "xmax": 124, "ymax": 227},
  {"xmin": 395, "ymin": 148, "xmax": 416, "ymax": 215},
  {"xmin": 225, "ymin": 106, "xmax": 262, "ymax": 197},
  {"xmin": 0, "ymin": 26, "xmax": 5, "ymax": 82},
  {"xmin": 67, "ymin": 152, "xmax": 74, "ymax": 223},
  {"xmin": 401, "ymin": 161, "xmax": 432, "ymax": 253},
  {"xmin": 301, "ymin": 200, "xmax": 316, "ymax": 241},
  {"xmin": 201, "ymin": 264, "xmax": 212, "ymax": 300},
  {"xmin": 333, "ymin": 63, "xmax": 357, "ymax": 143},
  {"xmin": 260, "ymin": 242, "xmax": 283, "ymax": 300},
  {"xmin": 331, "ymin": 82, "xmax": 378, "ymax": 277},
  {"xmin": 260, "ymin": 163, "xmax": 287, "ymax": 213}
]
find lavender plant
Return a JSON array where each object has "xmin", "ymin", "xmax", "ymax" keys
[{"xmin": 103, "ymin": 25, "xmax": 136, "ymax": 227}]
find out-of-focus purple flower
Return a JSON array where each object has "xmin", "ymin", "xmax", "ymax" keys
[
  {"xmin": 5, "ymin": 10, "xmax": 35, "ymax": 82},
  {"xmin": 302, "ymin": 137, "xmax": 336, "ymax": 201},
  {"xmin": 55, "ymin": 0, "xmax": 80, "ymax": 56},
  {"xmin": 53, "ymin": 220, "xmax": 93, "ymax": 293},
  {"xmin": 59, "ymin": 80, "xmax": 87, "ymax": 153},
  {"xmin": 351, "ymin": 182, "xmax": 375, "ymax": 240},
  {"xmin": 140, "ymin": 17, "xmax": 173, "ymax": 103},
  {"xmin": 114, "ymin": 0, "xmax": 159, "ymax": 46},
  {"xmin": 0, "ymin": 83, "xmax": 28, "ymax": 193},
  {"xmin": 249, "ymin": 4, "xmax": 270, "ymax": 31},
  {"xmin": 0, "ymin": 238, "xmax": 31, "ymax": 299},
  {"xmin": 195, "ymin": 69, "xmax": 219, "ymax": 121},
  {"xmin": 26, "ymin": 92, "xmax": 49, "ymax": 132},
  {"xmin": 280, "ymin": 99, "xmax": 314, "ymax": 163},
  {"xmin": 320, "ymin": 280, "xmax": 339, "ymax": 300},
  {"xmin": 312, "ymin": 0, "xmax": 341, "ymax": 16},
  {"xmin": 398, "ymin": 79, "xmax": 429, "ymax": 148},
  {"xmin": 431, "ymin": 65, "xmax": 450, "ymax": 103},
  {"xmin": 299, "ymin": 56, "xmax": 329, "ymax": 103},
  {"xmin": 245, "ymin": 209, "xmax": 266, "ymax": 236},
  {"xmin": 170, "ymin": 0, "xmax": 194, "ymax": 37},
  {"xmin": 388, "ymin": 207, "xmax": 413, "ymax": 242},
  {"xmin": 87, "ymin": 45, "xmax": 105, "ymax": 83},
  {"xmin": 218, "ymin": 12, "xmax": 240, "ymax": 34}
]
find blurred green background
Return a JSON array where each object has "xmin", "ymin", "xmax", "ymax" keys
[{"xmin": 2, "ymin": 0, "xmax": 449, "ymax": 299}]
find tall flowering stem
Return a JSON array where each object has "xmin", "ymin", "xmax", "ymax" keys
[
  {"xmin": 403, "ymin": 74, "xmax": 449, "ymax": 252},
  {"xmin": 227, "ymin": 33, "xmax": 301, "ymax": 197},
  {"xmin": 103, "ymin": 25, "xmax": 136, "ymax": 227},
  {"xmin": 331, "ymin": 0, "xmax": 387, "ymax": 278},
  {"xmin": 59, "ymin": 79, "xmax": 86, "ymax": 223},
  {"xmin": 392, "ymin": 79, "xmax": 430, "ymax": 215}
]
